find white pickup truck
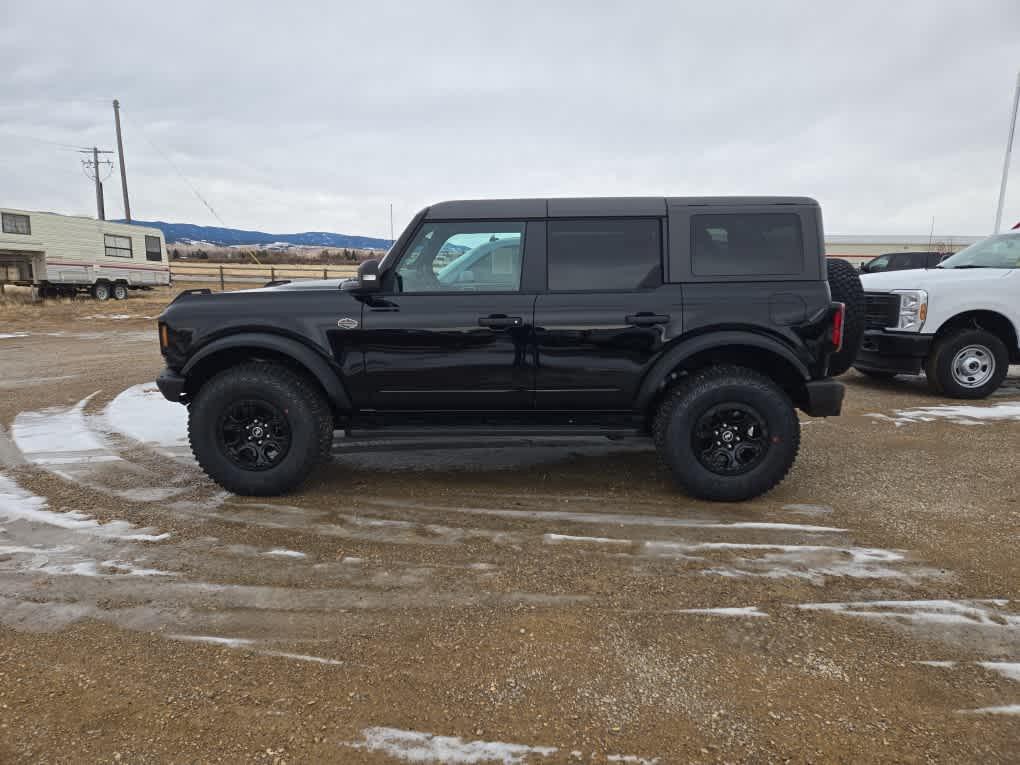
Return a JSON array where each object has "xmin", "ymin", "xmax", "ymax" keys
[{"xmin": 855, "ymin": 231, "xmax": 1019, "ymax": 398}]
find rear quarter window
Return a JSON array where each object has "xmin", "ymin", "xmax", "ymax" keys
[{"xmin": 690, "ymin": 213, "xmax": 803, "ymax": 277}]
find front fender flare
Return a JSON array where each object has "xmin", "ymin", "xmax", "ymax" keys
[
  {"xmin": 182, "ymin": 332, "xmax": 352, "ymax": 411},
  {"xmin": 635, "ymin": 330, "xmax": 811, "ymax": 410}
]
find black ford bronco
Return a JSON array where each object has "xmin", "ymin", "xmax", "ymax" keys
[{"xmin": 157, "ymin": 197, "xmax": 860, "ymax": 502}]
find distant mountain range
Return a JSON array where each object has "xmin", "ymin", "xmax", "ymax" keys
[{"xmin": 120, "ymin": 220, "xmax": 394, "ymax": 250}]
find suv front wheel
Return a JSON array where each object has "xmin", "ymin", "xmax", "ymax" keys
[
  {"xmin": 653, "ymin": 365, "xmax": 800, "ymax": 501},
  {"xmin": 188, "ymin": 362, "xmax": 333, "ymax": 495}
]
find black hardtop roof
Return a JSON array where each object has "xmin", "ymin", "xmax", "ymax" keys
[{"xmin": 424, "ymin": 196, "xmax": 819, "ymax": 220}]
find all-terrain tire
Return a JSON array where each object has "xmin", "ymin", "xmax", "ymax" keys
[
  {"xmin": 924, "ymin": 328, "xmax": 1008, "ymax": 399},
  {"xmin": 826, "ymin": 258, "xmax": 865, "ymax": 376},
  {"xmin": 188, "ymin": 362, "xmax": 334, "ymax": 495},
  {"xmin": 653, "ymin": 365, "xmax": 800, "ymax": 502}
]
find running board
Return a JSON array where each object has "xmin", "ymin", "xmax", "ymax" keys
[{"xmin": 341, "ymin": 427, "xmax": 646, "ymax": 440}]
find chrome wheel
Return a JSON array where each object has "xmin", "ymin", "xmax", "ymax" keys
[{"xmin": 951, "ymin": 344, "xmax": 995, "ymax": 389}]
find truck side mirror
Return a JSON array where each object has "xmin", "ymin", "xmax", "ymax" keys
[{"xmin": 342, "ymin": 259, "xmax": 381, "ymax": 292}]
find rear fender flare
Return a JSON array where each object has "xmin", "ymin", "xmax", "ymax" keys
[
  {"xmin": 182, "ymin": 332, "xmax": 352, "ymax": 410},
  {"xmin": 635, "ymin": 330, "xmax": 811, "ymax": 410}
]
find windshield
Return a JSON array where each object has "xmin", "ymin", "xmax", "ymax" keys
[{"xmin": 937, "ymin": 234, "xmax": 1020, "ymax": 269}]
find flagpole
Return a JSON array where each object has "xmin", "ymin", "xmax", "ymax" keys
[{"xmin": 993, "ymin": 70, "xmax": 1020, "ymax": 233}]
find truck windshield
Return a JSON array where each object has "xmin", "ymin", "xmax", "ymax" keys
[{"xmin": 937, "ymin": 233, "xmax": 1020, "ymax": 269}]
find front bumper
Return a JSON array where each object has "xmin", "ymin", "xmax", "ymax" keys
[
  {"xmin": 854, "ymin": 330, "xmax": 933, "ymax": 375},
  {"xmin": 801, "ymin": 378, "xmax": 845, "ymax": 417},
  {"xmin": 156, "ymin": 367, "xmax": 187, "ymax": 403}
]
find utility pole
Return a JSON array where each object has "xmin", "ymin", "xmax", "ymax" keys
[
  {"xmin": 80, "ymin": 147, "xmax": 114, "ymax": 220},
  {"xmin": 113, "ymin": 99, "xmax": 132, "ymax": 222},
  {"xmin": 389, "ymin": 203, "xmax": 394, "ymax": 241},
  {"xmin": 993, "ymin": 71, "xmax": 1020, "ymax": 233}
]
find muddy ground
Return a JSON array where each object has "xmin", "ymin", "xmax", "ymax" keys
[{"xmin": 0, "ymin": 289, "xmax": 1017, "ymax": 764}]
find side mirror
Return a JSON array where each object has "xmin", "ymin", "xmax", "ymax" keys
[{"xmin": 342, "ymin": 259, "xmax": 381, "ymax": 292}]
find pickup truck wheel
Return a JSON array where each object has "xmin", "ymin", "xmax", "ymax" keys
[
  {"xmin": 653, "ymin": 365, "xmax": 800, "ymax": 502},
  {"xmin": 925, "ymin": 329, "xmax": 1008, "ymax": 399},
  {"xmin": 188, "ymin": 362, "xmax": 333, "ymax": 495},
  {"xmin": 825, "ymin": 259, "xmax": 864, "ymax": 376}
]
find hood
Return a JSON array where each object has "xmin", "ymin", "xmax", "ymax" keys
[
  {"xmin": 237, "ymin": 278, "xmax": 348, "ymax": 292},
  {"xmin": 860, "ymin": 267, "xmax": 1015, "ymax": 292}
]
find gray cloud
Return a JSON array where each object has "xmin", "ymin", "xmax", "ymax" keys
[{"xmin": 1, "ymin": 0, "xmax": 1017, "ymax": 237}]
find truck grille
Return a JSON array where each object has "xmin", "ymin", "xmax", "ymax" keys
[{"xmin": 864, "ymin": 292, "xmax": 900, "ymax": 330}]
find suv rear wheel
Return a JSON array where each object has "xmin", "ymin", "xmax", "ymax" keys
[
  {"xmin": 188, "ymin": 362, "xmax": 333, "ymax": 495},
  {"xmin": 653, "ymin": 365, "xmax": 800, "ymax": 501},
  {"xmin": 925, "ymin": 328, "xmax": 1008, "ymax": 399}
]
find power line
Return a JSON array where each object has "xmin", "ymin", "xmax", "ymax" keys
[
  {"xmin": 122, "ymin": 109, "xmax": 229, "ymax": 227},
  {"xmin": 0, "ymin": 130, "xmax": 92, "ymax": 152}
]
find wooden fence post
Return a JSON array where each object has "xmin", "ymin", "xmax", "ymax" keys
[
  {"xmin": 219, "ymin": 265, "xmax": 225, "ymax": 291},
  {"xmin": 271, "ymin": 267, "xmax": 276, "ymax": 282},
  {"xmin": 323, "ymin": 268, "xmax": 328, "ymax": 279}
]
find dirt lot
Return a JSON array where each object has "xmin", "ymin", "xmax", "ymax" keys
[{"xmin": 0, "ymin": 289, "xmax": 1017, "ymax": 764}]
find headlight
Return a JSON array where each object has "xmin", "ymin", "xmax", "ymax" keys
[{"xmin": 892, "ymin": 289, "xmax": 928, "ymax": 332}]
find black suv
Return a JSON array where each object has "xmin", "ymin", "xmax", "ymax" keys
[{"xmin": 157, "ymin": 197, "xmax": 854, "ymax": 502}]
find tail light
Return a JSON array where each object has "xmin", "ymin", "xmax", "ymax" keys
[{"xmin": 831, "ymin": 302, "xmax": 845, "ymax": 352}]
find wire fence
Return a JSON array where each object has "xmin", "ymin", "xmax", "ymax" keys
[{"xmin": 170, "ymin": 262, "xmax": 360, "ymax": 288}]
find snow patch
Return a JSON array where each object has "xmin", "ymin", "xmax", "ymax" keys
[
  {"xmin": 957, "ymin": 705, "xmax": 1020, "ymax": 715},
  {"xmin": 0, "ymin": 473, "xmax": 168, "ymax": 541},
  {"xmin": 263, "ymin": 548, "xmax": 307, "ymax": 559},
  {"xmin": 797, "ymin": 599, "xmax": 1019, "ymax": 628},
  {"xmin": 341, "ymin": 727, "xmax": 557, "ymax": 763},
  {"xmin": 978, "ymin": 662, "xmax": 1020, "ymax": 682},
  {"xmin": 103, "ymin": 383, "xmax": 190, "ymax": 457},
  {"xmin": 543, "ymin": 533, "xmax": 630, "ymax": 545},
  {"xmin": 915, "ymin": 660, "xmax": 957, "ymax": 668},
  {"xmin": 0, "ymin": 332, "xmax": 29, "ymax": 340},
  {"xmin": 868, "ymin": 401, "xmax": 1020, "ymax": 426},
  {"xmin": 675, "ymin": 606, "xmax": 767, "ymax": 618}
]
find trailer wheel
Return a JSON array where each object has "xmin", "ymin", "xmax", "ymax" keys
[
  {"xmin": 91, "ymin": 282, "xmax": 111, "ymax": 301},
  {"xmin": 112, "ymin": 283, "xmax": 129, "ymax": 300}
]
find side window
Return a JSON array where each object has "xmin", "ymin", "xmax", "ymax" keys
[
  {"xmin": 548, "ymin": 218, "xmax": 661, "ymax": 291},
  {"xmin": 1, "ymin": 212, "xmax": 31, "ymax": 235},
  {"xmin": 868, "ymin": 255, "xmax": 891, "ymax": 272},
  {"xmin": 691, "ymin": 213, "xmax": 803, "ymax": 277},
  {"xmin": 396, "ymin": 221, "xmax": 525, "ymax": 293},
  {"xmin": 145, "ymin": 235, "xmax": 163, "ymax": 262},
  {"xmin": 104, "ymin": 234, "xmax": 133, "ymax": 258},
  {"xmin": 889, "ymin": 253, "xmax": 913, "ymax": 269}
]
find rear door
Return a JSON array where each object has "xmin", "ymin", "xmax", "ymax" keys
[
  {"xmin": 533, "ymin": 217, "xmax": 679, "ymax": 410},
  {"xmin": 359, "ymin": 219, "xmax": 538, "ymax": 410}
]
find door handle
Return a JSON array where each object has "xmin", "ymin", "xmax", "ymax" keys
[
  {"xmin": 625, "ymin": 313, "xmax": 670, "ymax": 327},
  {"xmin": 478, "ymin": 314, "xmax": 523, "ymax": 329}
]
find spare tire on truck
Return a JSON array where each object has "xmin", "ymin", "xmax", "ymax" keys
[{"xmin": 825, "ymin": 258, "xmax": 864, "ymax": 376}]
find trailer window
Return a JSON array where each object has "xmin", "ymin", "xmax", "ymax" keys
[
  {"xmin": 2, "ymin": 213, "xmax": 31, "ymax": 235},
  {"xmin": 145, "ymin": 235, "xmax": 163, "ymax": 262},
  {"xmin": 105, "ymin": 234, "xmax": 133, "ymax": 258}
]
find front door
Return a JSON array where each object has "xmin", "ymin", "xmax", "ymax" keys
[{"xmin": 360, "ymin": 219, "xmax": 536, "ymax": 410}]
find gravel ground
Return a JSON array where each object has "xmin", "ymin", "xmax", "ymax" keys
[{"xmin": 0, "ymin": 291, "xmax": 1017, "ymax": 764}]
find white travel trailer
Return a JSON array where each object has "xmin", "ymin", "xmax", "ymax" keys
[{"xmin": 0, "ymin": 207, "xmax": 169, "ymax": 300}]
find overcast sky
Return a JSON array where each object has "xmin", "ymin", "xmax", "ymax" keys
[{"xmin": 1, "ymin": 1, "xmax": 1018, "ymax": 238}]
